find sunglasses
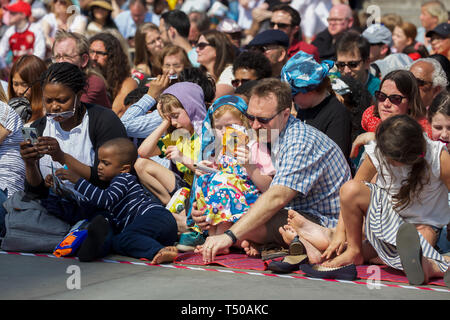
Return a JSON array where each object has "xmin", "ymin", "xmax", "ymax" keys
[
  {"xmin": 270, "ymin": 22, "xmax": 292, "ymax": 29},
  {"xmin": 375, "ymin": 91, "xmax": 407, "ymax": 105},
  {"xmin": 195, "ymin": 42, "xmax": 213, "ymax": 50},
  {"xmin": 245, "ymin": 108, "xmax": 285, "ymax": 124},
  {"xmin": 335, "ymin": 60, "xmax": 362, "ymax": 69},
  {"xmin": 231, "ymin": 78, "xmax": 251, "ymax": 88}
]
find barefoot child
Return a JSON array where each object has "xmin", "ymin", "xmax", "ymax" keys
[
  {"xmin": 56, "ymin": 138, "xmax": 179, "ymax": 264},
  {"xmin": 135, "ymin": 82, "xmax": 207, "ymax": 205},
  {"xmin": 193, "ymin": 95, "xmax": 275, "ymax": 240},
  {"xmin": 323, "ymin": 115, "xmax": 450, "ymax": 286}
]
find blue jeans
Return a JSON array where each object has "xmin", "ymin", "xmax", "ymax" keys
[
  {"xmin": 0, "ymin": 188, "xmax": 7, "ymax": 237},
  {"xmin": 111, "ymin": 207, "xmax": 178, "ymax": 260}
]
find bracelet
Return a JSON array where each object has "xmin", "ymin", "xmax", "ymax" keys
[{"xmin": 224, "ymin": 229, "xmax": 237, "ymax": 244}]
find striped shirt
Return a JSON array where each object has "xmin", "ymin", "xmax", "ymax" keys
[
  {"xmin": 0, "ymin": 102, "xmax": 25, "ymax": 196},
  {"xmin": 75, "ymin": 173, "xmax": 166, "ymax": 231},
  {"xmin": 271, "ymin": 116, "xmax": 351, "ymax": 227}
]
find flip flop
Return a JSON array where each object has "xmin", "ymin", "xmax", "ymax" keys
[
  {"xmin": 267, "ymin": 254, "xmax": 308, "ymax": 274},
  {"xmin": 289, "ymin": 235, "xmax": 305, "ymax": 255},
  {"xmin": 396, "ymin": 222, "xmax": 424, "ymax": 285},
  {"xmin": 299, "ymin": 263, "xmax": 357, "ymax": 281}
]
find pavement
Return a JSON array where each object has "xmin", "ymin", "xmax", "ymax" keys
[{"xmin": 1, "ymin": 250, "xmax": 449, "ymax": 307}]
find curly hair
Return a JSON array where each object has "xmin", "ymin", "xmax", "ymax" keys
[
  {"xmin": 89, "ymin": 32, "xmax": 131, "ymax": 100},
  {"xmin": 233, "ymin": 51, "xmax": 272, "ymax": 80}
]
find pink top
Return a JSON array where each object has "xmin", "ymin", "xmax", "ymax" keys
[{"xmin": 250, "ymin": 141, "xmax": 276, "ymax": 176}]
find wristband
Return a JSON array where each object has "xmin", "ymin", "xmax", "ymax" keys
[{"xmin": 224, "ymin": 229, "xmax": 237, "ymax": 244}]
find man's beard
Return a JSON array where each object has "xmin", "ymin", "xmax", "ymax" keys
[{"xmin": 91, "ymin": 61, "xmax": 108, "ymax": 77}]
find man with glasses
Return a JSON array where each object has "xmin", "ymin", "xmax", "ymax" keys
[
  {"xmin": 335, "ymin": 30, "xmax": 380, "ymax": 97},
  {"xmin": 194, "ymin": 78, "xmax": 351, "ymax": 264},
  {"xmin": 231, "ymin": 50, "xmax": 272, "ymax": 89},
  {"xmin": 269, "ymin": 4, "xmax": 319, "ymax": 61},
  {"xmin": 247, "ymin": 29, "xmax": 289, "ymax": 78},
  {"xmin": 52, "ymin": 30, "xmax": 111, "ymax": 109},
  {"xmin": 409, "ymin": 58, "xmax": 448, "ymax": 108},
  {"xmin": 312, "ymin": 3, "xmax": 354, "ymax": 61}
]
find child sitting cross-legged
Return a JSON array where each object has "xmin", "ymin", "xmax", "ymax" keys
[{"xmin": 56, "ymin": 137, "xmax": 179, "ymax": 264}]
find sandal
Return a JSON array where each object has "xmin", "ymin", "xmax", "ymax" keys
[
  {"xmin": 289, "ymin": 235, "xmax": 305, "ymax": 255},
  {"xmin": 260, "ymin": 243, "xmax": 289, "ymax": 261},
  {"xmin": 396, "ymin": 222, "xmax": 425, "ymax": 285}
]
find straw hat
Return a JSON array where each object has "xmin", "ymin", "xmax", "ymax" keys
[{"xmin": 89, "ymin": 0, "xmax": 113, "ymax": 11}]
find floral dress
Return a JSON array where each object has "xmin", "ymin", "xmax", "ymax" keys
[{"xmin": 194, "ymin": 154, "xmax": 260, "ymax": 227}]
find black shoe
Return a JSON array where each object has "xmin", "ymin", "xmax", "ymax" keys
[
  {"xmin": 267, "ymin": 254, "xmax": 308, "ymax": 274},
  {"xmin": 299, "ymin": 263, "xmax": 357, "ymax": 281},
  {"xmin": 77, "ymin": 215, "xmax": 110, "ymax": 262}
]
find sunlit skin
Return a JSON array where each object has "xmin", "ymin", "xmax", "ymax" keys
[
  {"xmin": 377, "ymin": 80, "xmax": 409, "ymax": 122},
  {"xmin": 97, "ymin": 146, "xmax": 129, "ymax": 181},
  {"xmin": 89, "ymin": 40, "xmax": 108, "ymax": 68},
  {"xmin": 12, "ymin": 73, "xmax": 31, "ymax": 99},
  {"xmin": 431, "ymin": 113, "xmax": 450, "ymax": 146},
  {"xmin": 162, "ymin": 53, "xmax": 185, "ymax": 76}
]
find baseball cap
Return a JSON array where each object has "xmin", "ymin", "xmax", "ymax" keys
[
  {"xmin": 247, "ymin": 29, "xmax": 289, "ymax": 48},
  {"xmin": 426, "ymin": 23, "xmax": 450, "ymax": 38},
  {"xmin": 362, "ymin": 23, "xmax": 392, "ymax": 45},
  {"xmin": 281, "ymin": 51, "xmax": 334, "ymax": 96},
  {"xmin": 6, "ymin": 1, "xmax": 32, "ymax": 17},
  {"xmin": 372, "ymin": 53, "xmax": 412, "ymax": 79}
]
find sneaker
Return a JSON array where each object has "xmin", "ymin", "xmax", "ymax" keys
[{"xmin": 176, "ymin": 231, "xmax": 206, "ymax": 252}]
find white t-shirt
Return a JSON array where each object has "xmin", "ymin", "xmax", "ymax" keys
[
  {"xmin": 366, "ymin": 136, "xmax": 450, "ymax": 228},
  {"xmin": 41, "ymin": 12, "xmax": 87, "ymax": 38},
  {"xmin": 0, "ymin": 101, "xmax": 25, "ymax": 196},
  {"xmin": 39, "ymin": 112, "xmax": 95, "ymax": 187},
  {"xmin": 217, "ymin": 65, "xmax": 234, "ymax": 87}
]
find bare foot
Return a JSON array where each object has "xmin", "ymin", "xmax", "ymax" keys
[
  {"xmin": 297, "ymin": 234, "xmax": 324, "ymax": 264},
  {"xmin": 278, "ymin": 225, "xmax": 297, "ymax": 245},
  {"xmin": 151, "ymin": 246, "xmax": 178, "ymax": 265},
  {"xmin": 422, "ymin": 257, "xmax": 445, "ymax": 284},
  {"xmin": 321, "ymin": 247, "xmax": 364, "ymax": 268},
  {"xmin": 287, "ymin": 210, "xmax": 331, "ymax": 251},
  {"xmin": 240, "ymin": 240, "xmax": 261, "ymax": 257}
]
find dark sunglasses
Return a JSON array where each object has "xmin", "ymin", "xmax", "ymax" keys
[
  {"xmin": 231, "ymin": 78, "xmax": 251, "ymax": 88},
  {"xmin": 245, "ymin": 108, "xmax": 285, "ymax": 124},
  {"xmin": 195, "ymin": 42, "xmax": 213, "ymax": 50},
  {"xmin": 375, "ymin": 91, "xmax": 407, "ymax": 105},
  {"xmin": 335, "ymin": 60, "xmax": 362, "ymax": 69},
  {"xmin": 270, "ymin": 22, "xmax": 292, "ymax": 29}
]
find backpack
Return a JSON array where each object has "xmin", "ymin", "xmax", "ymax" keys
[{"xmin": 1, "ymin": 191, "xmax": 71, "ymax": 253}]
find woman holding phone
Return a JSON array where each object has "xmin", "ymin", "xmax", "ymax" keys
[{"xmin": 19, "ymin": 62, "xmax": 127, "ymax": 224}]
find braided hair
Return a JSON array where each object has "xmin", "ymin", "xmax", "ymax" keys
[
  {"xmin": 40, "ymin": 62, "xmax": 87, "ymax": 120},
  {"xmin": 40, "ymin": 62, "xmax": 87, "ymax": 94}
]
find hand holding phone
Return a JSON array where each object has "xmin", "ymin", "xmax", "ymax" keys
[{"xmin": 21, "ymin": 127, "xmax": 39, "ymax": 145}]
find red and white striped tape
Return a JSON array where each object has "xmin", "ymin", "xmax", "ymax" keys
[{"xmin": 1, "ymin": 250, "xmax": 449, "ymax": 294}]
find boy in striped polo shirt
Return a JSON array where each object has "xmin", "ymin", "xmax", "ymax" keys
[{"xmin": 57, "ymin": 137, "xmax": 178, "ymax": 264}]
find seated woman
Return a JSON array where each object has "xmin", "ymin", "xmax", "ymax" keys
[
  {"xmin": 160, "ymin": 45, "xmax": 192, "ymax": 79},
  {"xmin": 7, "ymin": 55, "xmax": 47, "ymax": 126},
  {"xmin": 196, "ymin": 30, "xmax": 236, "ymax": 100},
  {"xmin": 133, "ymin": 22, "xmax": 164, "ymax": 82},
  {"xmin": 353, "ymin": 69, "xmax": 431, "ymax": 158},
  {"xmin": 19, "ymin": 62, "xmax": 128, "ymax": 225}
]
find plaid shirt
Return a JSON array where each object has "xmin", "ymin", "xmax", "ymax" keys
[{"xmin": 271, "ymin": 116, "xmax": 351, "ymax": 228}]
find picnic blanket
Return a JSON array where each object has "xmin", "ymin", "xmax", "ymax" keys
[{"xmin": 174, "ymin": 252, "xmax": 447, "ymax": 287}]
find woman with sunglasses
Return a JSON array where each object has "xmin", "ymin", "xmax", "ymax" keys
[
  {"xmin": 7, "ymin": 55, "xmax": 47, "ymax": 126},
  {"xmin": 351, "ymin": 69, "xmax": 431, "ymax": 159},
  {"xmin": 41, "ymin": 0, "xmax": 87, "ymax": 50},
  {"xmin": 196, "ymin": 30, "xmax": 236, "ymax": 100}
]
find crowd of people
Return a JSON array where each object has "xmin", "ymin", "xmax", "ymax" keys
[{"xmin": 0, "ymin": 0, "xmax": 449, "ymax": 286}]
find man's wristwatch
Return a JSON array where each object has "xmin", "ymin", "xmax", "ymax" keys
[{"xmin": 224, "ymin": 230, "xmax": 237, "ymax": 244}]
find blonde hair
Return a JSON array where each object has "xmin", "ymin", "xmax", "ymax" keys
[
  {"xmin": 158, "ymin": 93, "xmax": 184, "ymax": 133},
  {"xmin": 212, "ymin": 105, "xmax": 249, "ymax": 129},
  {"xmin": 0, "ymin": 85, "xmax": 7, "ymax": 103},
  {"xmin": 422, "ymin": 1, "xmax": 448, "ymax": 24}
]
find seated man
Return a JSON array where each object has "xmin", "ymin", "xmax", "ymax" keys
[
  {"xmin": 335, "ymin": 30, "xmax": 381, "ymax": 97},
  {"xmin": 231, "ymin": 50, "xmax": 272, "ymax": 89},
  {"xmin": 193, "ymin": 78, "xmax": 352, "ymax": 263}
]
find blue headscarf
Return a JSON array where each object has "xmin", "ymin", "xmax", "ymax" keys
[
  {"xmin": 281, "ymin": 51, "xmax": 334, "ymax": 96},
  {"xmin": 200, "ymin": 95, "xmax": 248, "ymax": 161}
]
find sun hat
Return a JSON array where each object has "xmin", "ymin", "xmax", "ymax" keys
[
  {"xmin": 89, "ymin": 0, "xmax": 113, "ymax": 11},
  {"xmin": 281, "ymin": 51, "xmax": 334, "ymax": 96}
]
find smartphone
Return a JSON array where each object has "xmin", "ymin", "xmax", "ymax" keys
[
  {"xmin": 193, "ymin": 163, "xmax": 219, "ymax": 174},
  {"xmin": 22, "ymin": 127, "xmax": 39, "ymax": 145}
]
